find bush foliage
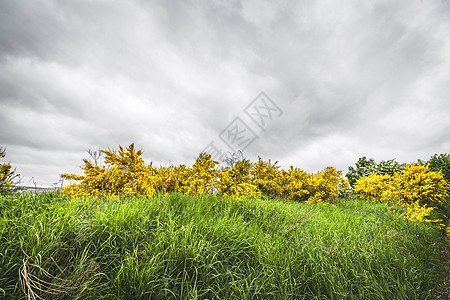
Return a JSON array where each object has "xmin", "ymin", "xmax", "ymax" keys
[
  {"xmin": 354, "ymin": 163, "xmax": 449, "ymax": 224},
  {"xmin": 61, "ymin": 143, "xmax": 348, "ymax": 204},
  {"xmin": 61, "ymin": 144, "xmax": 450, "ymax": 226},
  {"xmin": 0, "ymin": 147, "xmax": 19, "ymax": 195}
]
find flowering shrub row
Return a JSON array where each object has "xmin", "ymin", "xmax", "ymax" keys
[
  {"xmin": 354, "ymin": 164, "xmax": 449, "ymax": 223},
  {"xmin": 61, "ymin": 144, "xmax": 348, "ymax": 203}
]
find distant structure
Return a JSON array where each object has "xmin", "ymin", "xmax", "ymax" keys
[{"xmin": 17, "ymin": 186, "xmax": 61, "ymax": 194}]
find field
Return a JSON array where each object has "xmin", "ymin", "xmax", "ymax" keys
[{"xmin": 0, "ymin": 192, "xmax": 448, "ymax": 299}]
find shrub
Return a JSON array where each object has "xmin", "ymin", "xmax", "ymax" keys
[
  {"xmin": 251, "ymin": 157, "xmax": 284, "ymax": 198},
  {"xmin": 307, "ymin": 167, "xmax": 349, "ymax": 204},
  {"xmin": 218, "ymin": 159, "xmax": 260, "ymax": 199},
  {"xmin": 155, "ymin": 165, "xmax": 188, "ymax": 193},
  {"xmin": 282, "ymin": 167, "xmax": 312, "ymax": 201},
  {"xmin": 61, "ymin": 144, "xmax": 348, "ymax": 204},
  {"xmin": 62, "ymin": 144, "xmax": 158, "ymax": 198},
  {"xmin": 390, "ymin": 163, "xmax": 449, "ymax": 208},
  {"xmin": 354, "ymin": 163, "xmax": 449, "ymax": 224},
  {"xmin": 181, "ymin": 153, "xmax": 218, "ymax": 195},
  {"xmin": 0, "ymin": 147, "xmax": 20, "ymax": 195},
  {"xmin": 354, "ymin": 173, "xmax": 392, "ymax": 202}
]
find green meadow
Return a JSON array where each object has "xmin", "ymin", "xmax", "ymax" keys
[{"xmin": 0, "ymin": 192, "xmax": 447, "ymax": 299}]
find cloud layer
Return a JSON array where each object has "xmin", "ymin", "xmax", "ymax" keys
[{"xmin": 1, "ymin": 0, "xmax": 449, "ymax": 186}]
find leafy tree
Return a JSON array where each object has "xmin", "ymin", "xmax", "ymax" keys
[
  {"xmin": 0, "ymin": 147, "xmax": 20, "ymax": 194},
  {"xmin": 347, "ymin": 157, "xmax": 404, "ymax": 187},
  {"xmin": 428, "ymin": 153, "xmax": 450, "ymax": 183},
  {"xmin": 346, "ymin": 157, "xmax": 376, "ymax": 187},
  {"xmin": 375, "ymin": 159, "xmax": 404, "ymax": 176}
]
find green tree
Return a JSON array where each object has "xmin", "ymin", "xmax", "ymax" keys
[
  {"xmin": 347, "ymin": 157, "xmax": 405, "ymax": 187},
  {"xmin": 346, "ymin": 157, "xmax": 376, "ymax": 187},
  {"xmin": 375, "ymin": 159, "xmax": 405, "ymax": 176},
  {"xmin": 428, "ymin": 153, "xmax": 450, "ymax": 183}
]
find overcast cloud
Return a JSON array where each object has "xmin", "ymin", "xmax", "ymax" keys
[{"xmin": 1, "ymin": 0, "xmax": 449, "ymax": 187}]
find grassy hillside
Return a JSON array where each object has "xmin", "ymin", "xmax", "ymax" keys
[{"xmin": 0, "ymin": 192, "xmax": 447, "ymax": 299}]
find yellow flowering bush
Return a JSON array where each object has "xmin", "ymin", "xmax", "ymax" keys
[
  {"xmin": 62, "ymin": 144, "xmax": 158, "ymax": 198},
  {"xmin": 307, "ymin": 167, "xmax": 349, "ymax": 204},
  {"xmin": 282, "ymin": 167, "xmax": 312, "ymax": 201},
  {"xmin": 0, "ymin": 163, "xmax": 15, "ymax": 191},
  {"xmin": 182, "ymin": 153, "xmax": 218, "ymax": 195},
  {"xmin": 354, "ymin": 173, "xmax": 392, "ymax": 202},
  {"xmin": 61, "ymin": 144, "xmax": 348, "ymax": 204},
  {"xmin": 390, "ymin": 164, "xmax": 449, "ymax": 207},
  {"xmin": 62, "ymin": 146, "xmax": 219, "ymax": 198},
  {"xmin": 354, "ymin": 163, "xmax": 449, "ymax": 224},
  {"xmin": 218, "ymin": 159, "xmax": 260, "ymax": 199},
  {"xmin": 401, "ymin": 201, "xmax": 437, "ymax": 223},
  {"xmin": 0, "ymin": 147, "xmax": 20, "ymax": 194},
  {"xmin": 155, "ymin": 165, "xmax": 188, "ymax": 193},
  {"xmin": 251, "ymin": 157, "xmax": 285, "ymax": 198}
]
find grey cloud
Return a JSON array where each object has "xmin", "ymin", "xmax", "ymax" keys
[{"xmin": 1, "ymin": 0, "xmax": 450, "ymax": 186}]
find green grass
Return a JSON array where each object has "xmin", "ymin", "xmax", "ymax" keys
[{"xmin": 0, "ymin": 192, "xmax": 447, "ymax": 299}]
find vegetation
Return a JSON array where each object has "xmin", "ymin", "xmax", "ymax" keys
[
  {"xmin": 61, "ymin": 144, "xmax": 348, "ymax": 204},
  {"xmin": 346, "ymin": 157, "xmax": 404, "ymax": 187},
  {"xmin": 0, "ymin": 192, "xmax": 447, "ymax": 299},
  {"xmin": 0, "ymin": 147, "xmax": 19, "ymax": 195},
  {"xmin": 1, "ymin": 145, "xmax": 449, "ymax": 298},
  {"xmin": 428, "ymin": 153, "xmax": 450, "ymax": 183},
  {"xmin": 62, "ymin": 145, "xmax": 450, "ymax": 227},
  {"xmin": 354, "ymin": 163, "xmax": 449, "ymax": 224}
]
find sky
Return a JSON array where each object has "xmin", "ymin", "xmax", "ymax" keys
[{"xmin": 1, "ymin": 0, "xmax": 450, "ymax": 187}]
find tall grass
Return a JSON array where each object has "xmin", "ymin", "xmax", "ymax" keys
[{"xmin": 0, "ymin": 192, "xmax": 446, "ymax": 299}]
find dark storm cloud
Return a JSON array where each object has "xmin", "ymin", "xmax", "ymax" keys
[{"xmin": 246, "ymin": 0, "xmax": 450, "ymax": 167}]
